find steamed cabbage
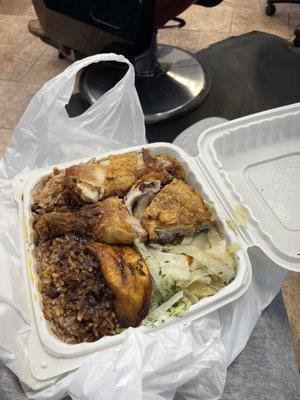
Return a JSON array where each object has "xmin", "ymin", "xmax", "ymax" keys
[
  {"xmin": 234, "ymin": 204, "xmax": 249, "ymax": 227},
  {"xmin": 135, "ymin": 227, "xmax": 240, "ymax": 326}
]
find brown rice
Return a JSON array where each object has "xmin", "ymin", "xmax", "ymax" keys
[{"xmin": 36, "ymin": 234, "xmax": 118, "ymax": 343}]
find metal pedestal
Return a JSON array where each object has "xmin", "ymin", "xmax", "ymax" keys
[{"xmin": 80, "ymin": 43, "xmax": 209, "ymax": 124}]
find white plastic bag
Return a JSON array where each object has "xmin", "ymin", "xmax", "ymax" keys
[
  {"xmin": 0, "ymin": 53, "xmax": 146, "ymax": 392},
  {"xmin": 0, "ymin": 54, "xmax": 288, "ymax": 400},
  {"xmin": 2, "ymin": 53, "xmax": 145, "ymax": 178}
]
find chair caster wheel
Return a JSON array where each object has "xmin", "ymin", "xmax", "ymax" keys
[
  {"xmin": 294, "ymin": 25, "xmax": 300, "ymax": 47},
  {"xmin": 293, "ymin": 37, "xmax": 300, "ymax": 47},
  {"xmin": 265, "ymin": 4, "xmax": 276, "ymax": 16}
]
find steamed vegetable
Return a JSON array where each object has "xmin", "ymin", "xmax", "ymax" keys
[
  {"xmin": 143, "ymin": 291, "xmax": 184, "ymax": 325},
  {"xmin": 148, "ymin": 248, "xmax": 190, "ymax": 283},
  {"xmin": 206, "ymin": 228, "xmax": 227, "ymax": 262},
  {"xmin": 227, "ymin": 243, "xmax": 241, "ymax": 254},
  {"xmin": 188, "ymin": 281, "xmax": 218, "ymax": 298},
  {"xmin": 234, "ymin": 204, "xmax": 249, "ymax": 227},
  {"xmin": 226, "ymin": 218, "xmax": 238, "ymax": 234},
  {"xmin": 135, "ymin": 228, "xmax": 240, "ymax": 326},
  {"xmin": 161, "ymin": 244, "xmax": 235, "ymax": 283},
  {"xmin": 135, "ymin": 241, "xmax": 188, "ymax": 300}
]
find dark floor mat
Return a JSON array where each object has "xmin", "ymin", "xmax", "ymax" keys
[
  {"xmin": 146, "ymin": 31, "xmax": 300, "ymax": 142},
  {"xmin": 67, "ymin": 31, "xmax": 300, "ymax": 143}
]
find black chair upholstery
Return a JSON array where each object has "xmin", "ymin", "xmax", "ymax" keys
[{"xmin": 31, "ymin": 0, "xmax": 225, "ymax": 123}]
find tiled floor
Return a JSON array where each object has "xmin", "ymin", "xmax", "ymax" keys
[{"xmin": 0, "ymin": 0, "xmax": 299, "ymax": 366}]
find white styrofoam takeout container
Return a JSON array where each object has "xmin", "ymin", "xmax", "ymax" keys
[{"xmin": 13, "ymin": 103, "xmax": 300, "ymax": 385}]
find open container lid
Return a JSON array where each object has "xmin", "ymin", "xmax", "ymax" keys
[{"xmin": 197, "ymin": 103, "xmax": 300, "ymax": 272}]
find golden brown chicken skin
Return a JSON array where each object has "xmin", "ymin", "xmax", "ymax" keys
[
  {"xmin": 64, "ymin": 150, "xmax": 185, "ymax": 204},
  {"xmin": 104, "ymin": 153, "xmax": 142, "ymax": 197},
  {"xmin": 65, "ymin": 153, "xmax": 141, "ymax": 203},
  {"xmin": 85, "ymin": 242, "xmax": 152, "ymax": 327},
  {"xmin": 141, "ymin": 179, "xmax": 214, "ymax": 243},
  {"xmin": 34, "ymin": 197, "xmax": 146, "ymax": 245},
  {"xmin": 65, "ymin": 163, "xmax": 107, "ymax": 203},
  {"xmin": 135, "ymin": 148, "xmax": 185, "ymax": 181}
]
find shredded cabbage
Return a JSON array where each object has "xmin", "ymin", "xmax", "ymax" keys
[
  {"xmin": 148, "ymin": 248, "xmax": 190, "ymax": 283},
  {"xmin": 136, "ymin": 228, "xmax": 240, "ymax": 325},
  {"xmin": 206, "ymin": 228, "xmax": 227, "ymax": 262},
  {"xmin": 191, "ymin": 232, "xmax": 210, "ymax": 250},
  {"xmin": 209, "ymin": 275, "xmax": 225, "ymax": 291},
  {"xmin": 227, "ymin": 243, "xmax": 241, "ymax": 254},
  {"xmin": 207, "ymin": 228, "xmax": 221, "ymax": 247},
  {"xmin": 170, "ymin": 296, "xmax": 191, "ymax": 317},
  {"xmin": 181, "ymin": 236, "xmax": 193, "ymax": 245},
  {"xmin": 162, "ymin": 244, "xmax": 235, "ymax": 283},
  {"xmin": 143, "ymin": 290, "xmax": 184, "ymax": 325},
  {"xmin": 188, "ymin": 281, "xmax": 218, "ymax": 298},
  {"xmin": 115, "ymin": 327, "xmax": 126, "ymax": 334},
  {"xmin": 185, "ymin": 269, "xmax": 211, "ymax": 286},
  {"xmin": 226, "ymin": 218, "xmax": 238, "ymax": 234},
  {"xmin": 190, "ymin": 257, "xmax": 202, "ymax": 271},
  {"xmin": 183, "ymin": 289, "xmax": 199, "ymax": 304},
  {"xmin": 134, "ymin": 240, "xmax": 174, "ymax": 300},
  {"xmin": 147, "ymin": 283, "xmax": 163, "ymax": 314},
  {"xmin": 234, "ymin": 204, "xmax": 249, "ymax": 227}
]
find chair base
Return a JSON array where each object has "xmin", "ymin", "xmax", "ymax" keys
[{"xmin": 80, "ymin": 44, "xmax": 209, "ymax": 124}]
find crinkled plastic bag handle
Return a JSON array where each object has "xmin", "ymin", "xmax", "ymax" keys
[
  {"xmin": 43, "ymin": 53, "xmax": 145, "ymax": 142},
  {"xmin": 3, "ymin": 53, "xmax": 146, "ymax": 174},
  {"xmin": 47, "ymin": 53, "xmax": 134, "ymax": 110}
]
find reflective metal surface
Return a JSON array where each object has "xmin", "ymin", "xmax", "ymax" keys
[
  {"xmin": 139, "ymin": 45, "xmax": 208, "ymax": 123},
  {"xmin": 80, "ymin": 44, "xmax": 209, "ymax": 124}
]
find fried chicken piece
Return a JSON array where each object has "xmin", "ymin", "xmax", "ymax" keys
[
  {"xmin": 65, "ymin": 153, "xmax": 142, "ymax": 203},
  {"xmin": 124, "ymin": 171, "xmax": 172, "ymax": 220},
  {"xmin": 141, "ymin": 179, "xmax": 214, "ymax": 243},
  {"xmin": 135, "ymin": 148, "xmax": 185, "ymax": 181},
  {"xmin": 34, "ymin": 197, "xmax": 146, "ymax": 245},
  {"xmin": 65, "ymin": 163, "xmax": 107, "ymax": 203},
  {"xmin": 104, "ymin": 153, "xmax": 143, "ymax": 197},
  {"xmin": 85, "ymin": 243, "xmax": 152, "ymax": 327},
  {"xmin": 65, "ymin": 150, "xmax": 185, "ymax": 204}
]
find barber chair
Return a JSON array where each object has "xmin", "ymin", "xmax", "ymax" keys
[{"xmin": 31, "ymin": 1, "xmax": 223, "ymax": 123}]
